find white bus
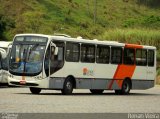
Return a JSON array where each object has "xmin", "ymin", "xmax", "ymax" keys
[
  {"xmin": 0, "ymin": 41, "xmax": 12, "ymax": 85},
  {"xmin": 8, "ymin": 34, "xmax": 156, "ymax": 95}
]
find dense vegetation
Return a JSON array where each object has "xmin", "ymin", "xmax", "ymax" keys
[
  {"xmin": 0, "ymin": 0, "xmax": 160, "ymax": 59},
  {"xmin": 0, "ymin": 0, "xmax": 159, "ymax": 39}
]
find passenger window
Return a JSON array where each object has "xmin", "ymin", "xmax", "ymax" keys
[
  {"xmin": 136, "ymin": 49, "xmax": 147, "ymax": 66},
  {"xmin": 111, "ymin": 47, "xmax": 122, "ymax": 64},
  {"xmin": 81, "ymin": 44, "xmax": 95, "ymax": 63},
  {"xmin": 96, "ymin": 45, "xmax": 110, "ymax": 64},
  {"xmin": 66, "ymin": 42, "xmax": 80, "ymax": 62},
  {"xmin": 148, "ymin": 50, "xmax": 154, "ymax": 67},
  {"xmin": 124, "ymin": 48, "xmax": 135, "ymax": 65}
]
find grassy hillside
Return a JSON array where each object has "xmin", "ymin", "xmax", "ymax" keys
[{"xmin": 0, "ymin": 0, "xmax": 160, "ymax": 40}]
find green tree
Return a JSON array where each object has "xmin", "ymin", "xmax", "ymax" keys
[{"xmin": 0, "ymin": 14, "xmax": 7, "ymax": 40}]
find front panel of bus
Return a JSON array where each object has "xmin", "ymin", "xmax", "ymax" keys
[{"xmin": 8, "ymin": 35, "xmax": 50, "ymax": 87}]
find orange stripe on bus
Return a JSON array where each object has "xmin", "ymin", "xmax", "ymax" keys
[
  {"xmin": 108, "ymin": 80, "xmax": 115, "ymax": 89},
  {"xmin": 114, "ymin": 64, "xmax": 136, "ymax": 88},
  {"xmin": 108, "ymin": 64, "xmax": 136, "ymax": 89},
  {"xmin": 108, "ymin": 43, "xmax": 143, "ymax": 89},
  {"xmin": 125, "ymin": 44, "xmax": 143, "ymax": 49}
]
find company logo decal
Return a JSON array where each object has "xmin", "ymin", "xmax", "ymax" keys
[{"xmin": 83, "ymin": 68, "xmax": 94, "ymax": 76}]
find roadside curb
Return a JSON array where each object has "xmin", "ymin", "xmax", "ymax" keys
[{"xmin": 155, "ymin": 85, "xmax": 160, "ymax": 87}]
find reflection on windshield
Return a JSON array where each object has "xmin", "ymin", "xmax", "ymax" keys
[{"xmin": 9, "ymin": 44, "xmax": 45, "ymax": 75}]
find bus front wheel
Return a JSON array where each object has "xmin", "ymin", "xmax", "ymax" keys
[
  {"xmin": 90, "ymin": 89, "xmax": 104, "ymax": 94},
  {"xmin": 61, "ymin": 77, "xmax": 73, "ymax": 95},
  {"xmin": 30, "ymin": 87, "xmax": 41, "ymax": 94}
]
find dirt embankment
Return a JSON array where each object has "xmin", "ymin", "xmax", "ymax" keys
[{"xmin": 156, "ymin": 76, "xmax": 160, "ymax": 85}]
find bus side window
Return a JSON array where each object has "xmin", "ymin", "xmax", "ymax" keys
[
  {"xmin": 136, "ymin": 49, "xmax": 147, "ymax": 66},
  {"xmin": 96, "ymin": 45, "xmax": 110, "ymax": 64},
  {"xmin": 123, "ymin": 48, "xmax": 135, "ymax": 65},
  {"xmin": 66, "ymin": 42, "xmax": 80, "ymax": 62},
  {"xmin": 148, "ymin": 50, "xmax": 154, "ymax": 67},
  {"xmin": 111, "ymin": 47, "xmax": 122, "ymax": 64},
  {"xmin": 81, "ymin": 44, "xmax": 95, "ymax": 63}
]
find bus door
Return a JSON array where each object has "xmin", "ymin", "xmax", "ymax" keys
[
  {"xmin": 47, "ymin": 41, "xmax": 64, "ymax": 89},
  {"xmin": 44, "ymin": 43, "xmax": 56, "ymax": 78},
  {"xmin": 45, "ymin": 43, "xmax": 56, "ymax": 88},
  {"xmin": 49, "ymin": 41, "xmax": 64, "ymax": 77},
  {"xmin": 49, "ymin": 43, "xmax": 56, "ymax": 77}
]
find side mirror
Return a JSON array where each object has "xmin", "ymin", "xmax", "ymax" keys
[
  {"xmin": 54, "ymin": 47, "xmax": 58, "ymax": 55},
  {"xmin": 50, "ymin": 42, "xmax": 58, "ymax": 55}
]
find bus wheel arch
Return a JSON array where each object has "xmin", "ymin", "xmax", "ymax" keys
[
  {"xmin": 66, "ymin": 75, "xmax": 76, "ymax": 88},
  {"xmin": 124, "ymin": 77, "xmax": 132, "ymax": 89},
  {"xmin": 61, "ymin": 75, "xmax": 76, "ymax": 95},
  {"xmin": 115, "ymin": 78, "xmax": 132, "ymax": 95}
]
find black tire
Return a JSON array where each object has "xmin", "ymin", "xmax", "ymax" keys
[
  {"xmin": 30, "ymin": 87, "xmax": 41, "ymax": 94},
  {"xmin": 90, "ymin": 89, "xmax": 104, "ymax": 94},
  {"xmin": 121, "ymin": 79, "xmax": 131, "ymax": 95},
  {"xmin": 115, "ymin": 80, "xmax": 131, "ymax": 95},
  {"xmin": 61, "ymin": 77, "xmax": 73, "ymax": 95}
]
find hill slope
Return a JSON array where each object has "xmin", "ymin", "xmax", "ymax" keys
[{"xmin": 0, "ymin": 0, "xmax": 160, "ymax": 41}]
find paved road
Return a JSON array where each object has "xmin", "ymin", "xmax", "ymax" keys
[{"xmin": 0, "ymin": 86, "xmax": 160, "ymax": 113}]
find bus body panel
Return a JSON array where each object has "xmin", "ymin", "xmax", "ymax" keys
[
  {"xmin": 132, "ymin": 80, "xmax": 154, "ymax": 89},
  {"xmin": 132, "ymin": 66, "xmax": 147, "ymax": 80},
  {"xmin": 8, "ymin": 74, "xmax": 49, "ymax": 88}
]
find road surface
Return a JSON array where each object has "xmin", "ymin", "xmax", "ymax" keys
[{"xmin": 0, "ymin": 86, "xmax": 160, "ymax": 113}]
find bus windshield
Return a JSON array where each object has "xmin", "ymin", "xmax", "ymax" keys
[{"xmin": 9, "ymin": 36, "xmax": 48, "ymax": 76}]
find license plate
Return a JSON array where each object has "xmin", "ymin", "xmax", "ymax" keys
[{"xmin": 20, "ymin": 80, "xmax": 26, "ymax": 84}]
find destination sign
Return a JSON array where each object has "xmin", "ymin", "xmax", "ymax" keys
[{"xmin": 15, "ymin": 36, "xmax": 48, "ymax": 43}]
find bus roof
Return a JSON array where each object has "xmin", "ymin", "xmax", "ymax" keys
[
  {"xmin": 14, "ymin": 34, "xmax": 156, "ymax": 49},
  {"xmin": 0, "ymin": 41, "xmax": 12, "ymax": 48}
]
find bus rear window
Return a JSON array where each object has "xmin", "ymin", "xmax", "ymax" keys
[
  {"xmin": 148, "ymin": 50, "xmax": 154, "ymax": 67},
  {"xmin": 136, "ymin": 49, "xmax": 147, "ymax": 66}
]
